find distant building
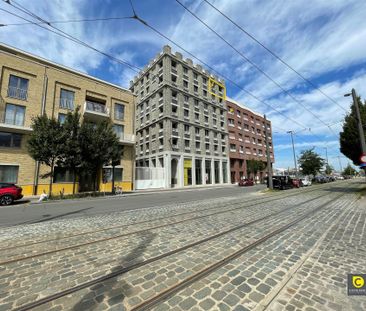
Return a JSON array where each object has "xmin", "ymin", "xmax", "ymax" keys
[
  {"xmin": 131, "ymin": 45, "xmax": 230, "ymax": 189},
  {"xmin": 226, "ymin": 98, "xmax": 274, "ymax": 183},
  {"xmin": 0, "ymin": 44, "xmax": 135, "ymax": 195}
]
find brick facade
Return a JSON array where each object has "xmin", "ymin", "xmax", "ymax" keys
[{"xmin": 226, "ymin": 98, "xmax": 274, "ymax": 183}]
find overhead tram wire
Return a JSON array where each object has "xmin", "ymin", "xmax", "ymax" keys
[
  {"xmin": 1, "ymin": 1, "xmax": 142, "ymax": 73},
  {"xmin": 202, "ymin": 0, "xmax": 347, "ymax": 114},
  {"xmin": 3, "ymin": 0, "xmax": 337, "ymax": 148},
  {"xmin": 125, "ymin": 0, "xmax": 339, "ymax": 147},
  {"xmin": 174, "ymin": 0, "xmax": 338, "ymax": 137},
  {"xmin": 2, "ymin": 0, "xmax": 307, "ymax": 135}
]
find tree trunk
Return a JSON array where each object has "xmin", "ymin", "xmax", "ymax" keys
[
  {"xmin": 72, "ymin": 168, "xmax": 77, "ymax": 195},
  {"xmin": 112, "ymin": 165, "xmax": 115, "ymax": 195},
  {"xmin": 49, "ymin": 160, "xmax": 54, "ymax": 197}
]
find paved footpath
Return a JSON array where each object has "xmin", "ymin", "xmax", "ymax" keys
[{"xmin": 0, "ymin": 181, "xmax": 365, "ymax": 311}]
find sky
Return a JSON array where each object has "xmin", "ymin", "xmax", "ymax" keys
[{"xmin": 1, "ymin": 0, "xmax": 365, "ymax": 171}]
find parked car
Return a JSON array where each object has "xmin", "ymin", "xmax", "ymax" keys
[
  {"xmin": 301, "ymin": 177, "xmax": 312, "ymax": 186},
  {"xmin": 292, "ymin": 178, "xmax": 302, "ymax": 188},
  {"xmin": 268, "ymin": 176, "xmax": 293, "ymax": 190},
  {"xmin": 0, "ymin": 183, "xmax": 23, "ymax": 205},
  {"xmin": 239, "ymin": 178, "xmax": 254, "ymax": 187}
]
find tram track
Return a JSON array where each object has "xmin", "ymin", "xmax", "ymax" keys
[
  {"xmin": 1, "ymin": 186, "xmax": 330, "ymax": 265},
  {"xmin": 11, "ymin": 184, "xmax": 355, "ymax": 311}
]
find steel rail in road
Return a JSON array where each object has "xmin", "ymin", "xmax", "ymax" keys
[{"xmin": 12, "ymin": 183, "xmax": 356, "ymax": 311}]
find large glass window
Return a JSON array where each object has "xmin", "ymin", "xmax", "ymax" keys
[
  {"xmin": 8, "ymin": 75, "xmax": 28, "ymax": 100},
  {"xmin": 195, "ymin": 159, "xmax": 202, "ymax": 185},
  {"xmin": 0, "ymin": 165, "xmax": 19, "ymax": 183},
  {"xmin": 59, "ymin": 89, "xmax": 75, "ymax": 110},
  {"xmin": 0, "ymin": 132, "xmax": 22, "ymax": 148},
  {"xmin": 214, "ymin": 161, "xmax": 220, "ymax": 184},
  {"xmin": 102, "ymin": 168, "xmax": 123, "ymax": 182},
  {"xmin": 53, "ymin": 167, "xmax": 74, "ymax": 183},
  {"xmin": 205, "ymin": 160, "xmax": 211, "ymax": 184},
  {"xmin": 114, "ymin": 103, "xmax": 125, "ymax": 120},
  {"xmin": 5, "ymin": 104, "xmax": 25, "ymax": 126},
  {"xmin": 113, "ymin": 124, "xmax": 124, "ymax": 140}
]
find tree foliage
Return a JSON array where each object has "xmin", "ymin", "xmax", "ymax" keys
[
  {"xmin": 79, "ymin": 120, "xmax": 121, "ymax": 191},
  {"xmin": 57, "ymin": 107, "xmax": 82, "ymax": 194},
  {"xmin": 298, "ymin": 149, "xmax": 325, "ymax": 176},
  {"xmin": 246, "ymin": 159, "xmax": 266, "ymax": 179},
  {"xmin": 342, "ymin": 163, "xmax": 356, "ymax": 176},
  {"xmin": 27, "ymin": 115, "xmax": 64, "ymax": 195},
  {"xmin": 324, "ymin": 164, "xmax": 333, "ymax": 175},
  {"xmin": 340, "ymin": 97, "xmax": 366, "ymax": 165}
]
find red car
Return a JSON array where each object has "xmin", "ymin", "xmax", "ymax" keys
[
  {"xmin": 0, "ymin": 183, "xmax": 23, "ymax": 205},
  {"xmin": 238, "ymin": 178, "xmax": 254, "ymax": 187}
]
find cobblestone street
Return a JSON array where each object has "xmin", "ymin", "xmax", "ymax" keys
[{"xmin": 0, "ymin": 181, "xmax": 365, "ymax": 311}]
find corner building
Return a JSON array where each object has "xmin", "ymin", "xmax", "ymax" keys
[
  {"xmin": 131, "ymin": 46, "xmax": 230, "ymax": 189},
  {"xmin": 0, "ymin": 44, "xmax": 135, "ymax": 196},
  {"xmin": 226, "ymin": 98, "xmax": 275, "ymax": 183}
]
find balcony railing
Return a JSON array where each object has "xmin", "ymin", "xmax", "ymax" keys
[
  {"xmin": 7, "ymin": 86, "xmax": 28, "ymax": 100},
  {"xmin": 59, "ymin": 98, "xmax": 74, "ymax": 110},
  {"xmin": 116, "ymin": 133, "xmax": 135, "ymax": 145},
  {"xmin": 85, "ymin": 101, "xmax": 109, "ymax": 115}
]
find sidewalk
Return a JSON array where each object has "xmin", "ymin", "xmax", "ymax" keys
[{"xmin": 24, "ymin": 183, "xmax": 240, "ymax": 205}]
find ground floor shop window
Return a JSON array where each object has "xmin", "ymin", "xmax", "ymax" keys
[
  {"xmin": 0, "ymin": 165, "xmax": 18, "ymax": 183},
  {"xmin": 223, "ymin": 162, "xmax": 228, "ymax": 183},
  {"xmin": 214, "ymin": 161, "xmax": 220, "ymax": 183},
  {"xmin": 195, "ymin": 159, "xmax": 202, "ymax": 185},
  {"xmin": 205, "ymin": 160, "xmax": 211, "ymax": 184},
  {"xmin": 53, "ymin": 167, "xmax": 74, "ymax": 183},
  {"xmin": 102, "ymin": 168, "xmax": 123, "ymax": 183}
]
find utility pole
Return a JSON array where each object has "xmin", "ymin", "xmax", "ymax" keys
[
  {"xmin": 344, "ymin": 89, "xmax": 366, "ymax": 154},
  {"xmin": 337, "ymin": 155, "xmax": 343, "ymax": 172},
  {"xmin": 264, "ymin": 115, "xmax": 273, "ymax": 189},
  {"xmin": 287, "ymin": 130, "xmax": 298, "ymax": 178},
  {"xmin": 324, "ymin": 147, "xmax": 328, "ymax": 165}
]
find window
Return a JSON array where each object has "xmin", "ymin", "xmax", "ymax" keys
[
  {"xmin": 8, "ymin": 75, "xmax": 28, "ymax": 100},
  {"xmin": 184, "ymin": 109, "xmax": 189, "ymax": 117},
  {"xmin": 171, "ymin": 75, "xmax": 177, "ymax": 83},
  {"xmin": 183, "ymin": 80, "xmax": 188, "ymax": 88},
  {"xmin": 59, "ymin": 89, "xmax": 75, "ymax": 109},
  {"xmin": 205, "ymin": 116, "xmax": 209, "ymax": 123},
  {"xmin": 53, "ymin": 167, "xmax": 74, "ymax": 183},
  {"xmin": 195, "ymin": 113, "xmax": 199, "ymax": 120},
  {"xmin": 113, "ymin": 124, "xmax": 124, "ymax": 139},
  {"xmin": 196, "ymin": 141, "xmax": 200, "ymax": 149},
  {"xmin": 171, "ymin": 60, "xmax": 177, "ymax": 68},
  {"xmin": 183, "ymin": 67, "xmax": 188, "ymax": 74},
  {"xmin": 203, "ymin": 90, "xmax": 207, "ymax": 97},
  {"xmin": 102, "ymin": 168, "xmax": 123, "ymax": 182},
  {"xmin": 194, "ymin": 85, "xmax": 198, "ymax": 93},
  {"xmin": 0, "ymin": 132, "xmax": 21, "ymax": 148},
  {"xmin": 206, "ymin": 143, "xmax": 210, "ymax": 150},
  {"xmin": 203, "ymin": 77, "xmax": 207, "ymax": 84},
  {"xmin": 0, "ymin": 165, "xmax": 19, "ymax": 183},
  {"xmin": 195, "ymin": 127, "xmax": 200, "ymax": 135},
  {"xmin": 5, "ymin": 104, "xmax": 25, "ymax": 126},
  {"xmin": 184, "ymin": 124, "xmax": 190, "ymax": 133},
  {"xmin": 194, "ymin": 72, "xmax": 198, "ymax": 79},
  {"xmin": 194, "ymin": 99, "xmax": 199, "ymax": 107},
  {"xmin": 185, "ymin": 140, "xmax": 190, "ymax": 148},
  {"xmin": 205, "ymin": 130, "xmax": 209, "ymax": 137},
  {"xmin": 184, "ymin": 95, "xmax": 189, "ymax": 103},
  {"xmin": 58, "ymin": 113, "xmax": 67, "ymax": 124}
]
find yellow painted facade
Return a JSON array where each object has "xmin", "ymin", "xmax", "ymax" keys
[{"xmin": 0, "ymin": 44, "xmax": 135, "ymax": 196}]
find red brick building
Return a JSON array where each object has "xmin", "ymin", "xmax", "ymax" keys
[{"xmin": 226, "ymin": 98, "xmax": 274, "ymax": 183}]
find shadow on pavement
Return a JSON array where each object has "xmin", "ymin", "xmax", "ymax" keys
[{"xmin": 72, "ymin": 232, "xmax": 157, "ymax": 310}]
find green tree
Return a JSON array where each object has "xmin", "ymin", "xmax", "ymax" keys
[
  {"xmin": 342, "ymin": 163, "xmax": 356, "ymax": 176},
  {"xmin": 246, "ymin": 159, "xmax": 265, "ymax": 181},
  {"xmin": 79, "ymin": 120, "xmax": 120, "ymax": 191},
  {"xmin": 298, "ymin": 149, "xmax": 325, "ymax": 176},
  {"xmin": 27, "ymin": 115, "xmax": 64, "ymax": 196},
  {"xmin": 324, "ymin": 164, "xmax": 333, "ymax": 175},
  {"xmin": 340, "ymin": 97, "xmax": 366, "ymax": 165},
  {"xmin": 57, "ymin": 107, "xmax": 82, "ymax": 194}
]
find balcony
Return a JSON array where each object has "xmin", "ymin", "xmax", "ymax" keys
[
  {"xmin": 7, "ymin": 86, "xmax": 28, "ymax": 100},
  {"xmin": 0, "ymin": 112, "xmax": 32, "ymax": 133},
  {"xmin": 117, "ymin": 133, "xmax": 136, "ymax": 145},
  {"xmin": 171, "ymin": 67, "xmax": 177, "ymax": 75},
  {"xmin": 158, "ymin": 97, "xmax": 164, "ymax": 107},
  {"xmin": 84, "ymin": 101, "xmax": 109, "ymax": 120},
  {"xmin": 171, "ymin": 98, "xmax": 178, "ymax": 106},
  {"xmin": 172, "ymin": 129, "xmax": 179, "ymax": 137}
]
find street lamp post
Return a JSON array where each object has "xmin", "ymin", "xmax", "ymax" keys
[
  {"xmin": 287, "ymin": 130, "xmax": 298, "ymax": 178},
  {"xmin": 344, "ymin": 89, "xmax": 366, "ymax": 155}
]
